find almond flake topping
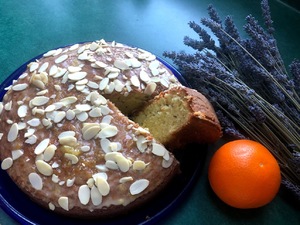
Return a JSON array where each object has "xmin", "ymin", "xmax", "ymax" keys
[
  {"xmin": 44, "ymin": 145, "xmax": 57, "ymax": 162},
  {"xmin": 64, "ymin": 153, "xmax": 79, "ymax": 164},
  {"xmin": 49, "ymin": 65, "xmax": 58, "ymax": 76},
  {"xmin": 31, "ymin": 96, "xmax": 50, "ymax": 107},
  {"xmin": 69, "ymin": 43, "xmax": 79, "ymax": 51},
  {"xmin": 76, "ymin": 112, "xmax": 88, "ymax": 121},
  {"xmin": 58, "ymin": 197, "xmax": 69, "ymax": 211},
  {"xmin": 28, "ymin": 172, "xmax": 43, "ymax": 190},
  {"xmin": 133, "ymin": 160, "xmax": 147, "ymax": 171},
  {"xmin": 95, "ymin": 177, "xmax": 110, "ymax": 196},
  {"xmin": 162, "ymin": 157, "xmax": 174, "ymax": 168},
  {"xmin": 17, "ymin": 105, "xmax": 28, "ymax": 118},
  {"xmin": 76, "ymin": 104, "xmax": 92, "ymax": 112},
  {"xmin": 34, "ymin": 138, "xmax": 50, "ymax": 155},
  {"xmin": 29, "ymin": 62, "xmax": 39, "ymax": 72},
  {"xmin": 66, "ymin": 177, "xmax": 76, "ymax": 187},
  {"xmin": 55, "ymin": 54, "xmax": 68, "ymax": 64},
  {"xmin": 7, "ymin": 123, "xmax": 18, "ymax": 142},
  {"xmin": 105, "ymin": 160, "xmax": 118, "ymax": 170},
  {"xmin": 92, "ymin": 172, "xmax": 108, "ymax": 181},
  {"xmin": 43, "ymin": 49, "xmax": 56, "ymax": 57},
  {"xmin": 97, "ymin": 125, "xmax": 118, "ymax": 139},
  {"xmin": 115, "ymin": 154, "xmax": 130, "ymax": 172},
  {"xmin": 12, "ymin": 83, "xmax": 28, "ymax": 91},
  {"xmin": 12, "ymin": 149, "xmax": 24, "ymax": 160},
  {"xmin": 58, "ymin": 131, "xmax": 76, "ymax": 139},
  {"xmin": 152, "ymin": 143, "xmax": 167, "ymax": 157},
  {"xmin": 114, "ymin": 59, "xmax": 129, "ymax": 70},
  {"xmin": 129, "ymin": 58, "xmax": 142, "ymax": 68},
  {"xmin": 130, "ymin": 179, "xmax": 149, "ymax": 195},
  {"xmin": 53, "ymin": 48, "xmax": 63, "ymax": 56},
  {"xmin": 119, "ymin": 176, "xmax": 133, "ymax": 183},
  {"xmin": 144, "ymin": 82, "xmax": 157, "ymax": 96},
  {"xmin": 60, "ymin": 96, "xmax": 78, "ymax": 106},
  {"xmin": 82, "ymin": 124, "xmax": 101, "ymax": 140},
  {"xmin": 36, "ymin": 160, "xmax": 53, "ymax": 176},
  {"xmin": 99, "ymin": 77, "xmax": 109, "ymax": 91},
  {"xmin": 1, "ymin": 157, "xmax": 13, "ymax": 170},
  {"xmin": 68, "ymin": 72, "xmax": 87, "ymax": 81},
  {"xmin": 91, "ymin": 186, "xmax": 102, "ymax": 206},
  {"xmin": 80, "ymin": 145, "xmax": 90, "ymax": 152},
  {"xmin": 44, "ymin": 104, "xmax": 56, "ymax": 112},
  {"xmin": 59, "ymin": 136, "xmax": 77, "ymax": 147},
  {"xmin": 100, "ymin": 138, "xmax": 111, "ymax": 153},
  {"xmin": 25, "ymin": 135, "xmax": 37, "ymax": 144},
  {"xmin": 130, "ymin": 75, "xmax": 140, "ymax": 87},
  {"xmin": 76, "ymin": 78, "xmax": 88, "ymax": 86},
  {"xmin": 78, "ymin": 185, "xmax": 91, "ymax": 205},
  {"xmin": 89, "ymin": 107, "xmax": 102, "ymax": 117},
  {"xmin": 49, "ymin": 203, "xmax": 55, "ymax": 211},
  {"xmin": 139, "ymin": 70, "xmax": 150, "ymax": 83},
  {"xmin": 4, "ymin": 101, "xmax": 12, "ymax": 111},
  {"xmin": 54, "ymin": 111, "xmax": 66, "ymax": 123},
  {"xmin": 66, "ymin": 110, "xmax": 76, "ymax": 120},
  {"xmin": 89, "ymin": 42, "xmax": 99, "ymax": 51},
  {"xmin": 38, "ymin": 62, "xmax": 49, "ymax": 73},
  {"xmin": 136, "ymin": 135, "xmax": 148, "ymax": 153},
  {"xmin": 95, "ymin": 61, "xmax": 108, "ymax": 68},
  {"xmin": 68, "ymin": 66, "xmax": 82, "ymax": 73},
  {"xmin": 27, "ymin": 118, "xmax": 41, "ymax": 127}
]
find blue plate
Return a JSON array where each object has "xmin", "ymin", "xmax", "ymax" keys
[{"xmin": 0, "ymin": 48, "xmax": 207, "ymax": 225}]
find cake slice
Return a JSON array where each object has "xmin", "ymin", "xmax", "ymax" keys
[{"xmin": 133, "ymin": 86, "xmax": 222, "ymax": 150}]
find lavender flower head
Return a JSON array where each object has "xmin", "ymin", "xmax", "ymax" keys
[{"xmin": 164, "ymin": 0, "xmax": 300, "ymax": 200}]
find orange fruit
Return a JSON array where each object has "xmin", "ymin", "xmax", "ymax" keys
[{"xmin": 208, "ymin": 139, "xmax": 281, "ymax": 209}]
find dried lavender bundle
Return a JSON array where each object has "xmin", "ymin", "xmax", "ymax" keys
[{"xmin": 164, "ymin": 0, "xmax": 300, "ymax": 199}]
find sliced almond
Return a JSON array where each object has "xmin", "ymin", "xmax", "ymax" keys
[
  {"xmin": 34, "ymin": 138, "xmax": 50, "ymax": 155},
  {"xmin": 91, "ymin": 186, "xmax": 102, "ymax": 206},
  {"xmin": 17, "ymin": 105, "xmax": 28, "ymax": 118},
  {"xmin": 58, "ymin": 197, "xmax": 69, "ymax": 211},
  {"xmin": 55, "ymin": 54, "xmax": 68, "ymax": 64},
  {"xmin": 130, "ymin": 179, "xmax": 149, "ymax": 195},
  {"xmin": 12, "ymin": 149, "xmax": 24, "ymax": 160},
  {"xmin": 78, "ymin": 185, "xmax": 91, "ymax": 205},
  {"xmin": 1, "ymin": 157, "xmax": 13, "ymax": 170},
  {"xmin": 95, "ymin": 177, "xmax": 110, "ymax": 196},
  {"xmin": 68, "ymin": 72, "xmax": 87, "ymax": 81},
  {"xmin": 28, "ymin": 172, "xmax": 43, "ymax": 190},
  {"xmin": 97, "ymin": 125, "xmax": 118, "ymax": 138},
  {"xmin": 64, "ymin": 153, "xmax": 79, "ymax": 164},
  {"xmin": 12, "ymin": 83, "xmax": 28, "ymax": 91},
  {"xmin": 152, "ymin": 143, "xmax": 166, "ymax": 157},
  {"xmin": 7, "ymin": 123, "xmax": 19, "ymax": 142},
  {"xmin": 31, "ymin": 96, "xmax": 50, "ymax": 106},
  {"xmin": 36, "ymin": 160, "xmax": 53, "ymax": 176}
]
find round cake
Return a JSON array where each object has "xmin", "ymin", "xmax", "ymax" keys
[{"xmin": 0, "ymin": 40, "xmax": 180, "ymax": 218}]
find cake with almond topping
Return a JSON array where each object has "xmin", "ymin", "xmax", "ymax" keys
[
  {"xmin": 0, "ymin": 39, "xmax": 221, "ymax": 218},
  {"xmin": 0, "ymin": 39, "xmax": 180, "ymax": 218}
]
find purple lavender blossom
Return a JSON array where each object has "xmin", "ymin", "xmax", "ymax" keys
[{"xmin": 163, "ymin": 0, "xmax": 300, "ymax": 200}]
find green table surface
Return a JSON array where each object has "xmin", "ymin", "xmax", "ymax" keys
[{"xmin": 0, "ymin": 0, "xmax": 299, "ymax": 224}]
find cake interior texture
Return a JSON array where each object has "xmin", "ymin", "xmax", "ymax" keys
[
  {"xmin": 133, "ymin": 86, "xmax": 222, "ymax": 150},
  {"xmin": 134, "ymin": 91, "xmax": 190, "ymax": 145}
]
